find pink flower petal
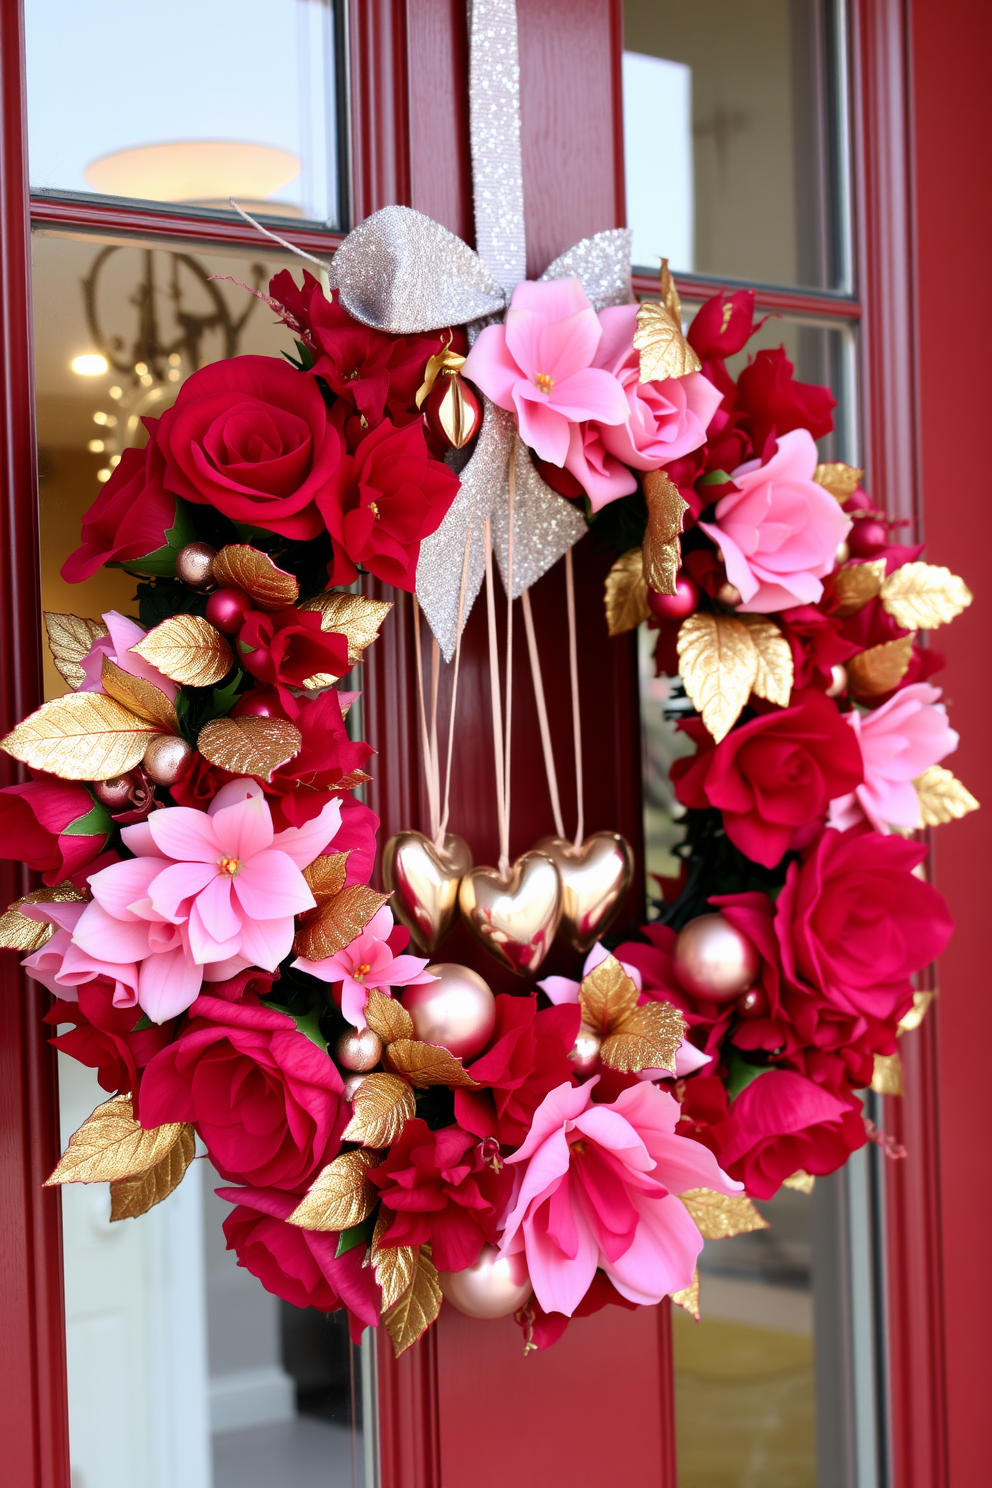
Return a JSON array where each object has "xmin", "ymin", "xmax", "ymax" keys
[
  {"xmin": 148, "ymin": 859, "xmax": 218, "ymax": 922},
  {"xmin": 138, "ymin": 942, "xmax": 203, "ymax": 1023},
  {"xmin": 211, "ymin": 793, "xmax": 274, "ymax": 861},
  {"xmin": 148, "ymin": 806, "xmax": 222, "ymax": 864},
  {"xmin": 461, "ymin": 323, "xmax": 526, "ymax": 411},
  {"xmin": 237, "ymin": 914, "xmax": 295, "ymax": 972},
  {"xmin": 233, "ymin": 850, "xmax": 315, "ymax": 919},
  {"xmin": 272, "ymin": 797, "xmax": 342, "ymax": 869},
  {"xmin": 88, "ymin": 856, "xmax": 166, "ymax": 921}
]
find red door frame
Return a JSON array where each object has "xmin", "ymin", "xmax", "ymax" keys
[{"xmin": 0, "ymin": 2, "xmax": 987, "ymax": 1485}]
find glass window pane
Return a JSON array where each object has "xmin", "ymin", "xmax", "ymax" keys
[
  {"xmin": 36, "ymin": 229, "xmax": 372, "ymax": 1488},
  {"xmin": 26, "ymin": 0, "xmax": 340, "ymax": 225},
  {"xmin": 622, "ymin": 0, "xmax": 850, "ymax": 290}
]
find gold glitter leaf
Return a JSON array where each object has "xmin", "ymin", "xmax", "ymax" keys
[
  {"xmin": 131, "ymin": 614, "xmax": 233, "ymax": 687},
  {"xmin": 341, "ymin": 1073, "xmax": 417, "ymax": 1149},
  {"xmin": 642, "ymin": 470, "xmax": 689, "ymax": 595},
  {"xmin": 45, "ymin": 1093, "xmax": 188, "ymax": 1186},
  {"xmin": 813, "ymin": 462, "xmax": 863, "ymax": 502},
  {"xmin": 2, "ymin": 692, "xmax": 162, "ymax": 780},
  {"xmin": 671, "ymin": 1270, "xmax": 700, "ymax": 1320},
  {"xmin": 677, "ymin": 612, "xmax": 759, "ymax": 743},
  {"xmin": 384, "ymin": 1040, "xmax": 479, "ymax": 1090},
  {"xmin": 381, "ymin": 1241, "xmax": 442, "ymax": 1357},
  {"xmin": 100, "ymin": 655, "xmax": 178, "ymax": 733},
  {"xmin": 293, "ymin": 885, "xmax": 391, "ymax": 961},
  {"xmin": 897, "ymin": 990, "xmax": 935, "ymax": 1035},
  {"xmin": 633, "ymin": 261, "xmax": 702, "ymax": 383},
  {"xmin": 197, "ymin": 715, "xmax": 302, "ymax": 782},
  {"xmin": 600, "ymin": 999, "xmax": 686, "ymax": 1074},
  {"xmin": 44, "ymin": 613, "xmax": 109, "ymax": 690},
  {"xmin": 212, "ymin": 545, "xmax": 299, "ymax": 610},
  {"xmin": 847, "ymin": 634, "xmax": 914, "ymax": 698},
  {"xmin": 288, "ymin": 1149, "xmax": 384, "ymax": 1230},
  {"xmin": 297, "ymin": 592, "xmax": 393, "ymax": 684},
  {"xmin": 914, "ymin": 765, "xmax": 980, "ymax": 826},
  {"xmin": 679, "ymin": 1188, "xmax": 770, "ymax": 1240},
  {"xmin": 871, "ymin": 1052, "xmax": 904, "ymax": 1096},
  {"xmin": 302, "ymin": 853, "xmax": 350, "ymax": 903},
  {"xmin": 740, "ymin": 616, "xmax": 794, "ymax": 708},
  {"xmin": 783, "ymin": 1171, "xmax": 816, "ymax": 1194},
  {"xmin": 880, "ymin": 562, "xmax": 973, "ymax": 630},
  {"xmin": 364, "ymin": 990, "xmax": 414, "ymax": 1046},
  {"xmin": 831, "ymin": 559, "xmax": 887, "ymax": 618},
  {"xmin": 579, "ymin": 953, "xmax": 640, "ymax": 1036},
  {"xmin": 371, "ymin": 1213, "xmax": 417, "ymax": 1308},
  {"xmin": 109, "ymin": 1125, "xmax": 195, "ymax": 1221},
  {"xmin": 0, "ymin": 884, "xmax": 87, "ymax": 953},
  {"xmin": 604, "ymin": 548, "xmax": 650, "ymax": 637}
]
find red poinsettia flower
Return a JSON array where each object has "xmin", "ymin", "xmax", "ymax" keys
[{"xmin": 454, "ymin": 993, "xmax": 580, "ymax": 1147}]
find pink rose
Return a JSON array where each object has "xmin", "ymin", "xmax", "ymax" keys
[
  {"xmin": 563, "ymin": 304, "xmax": 722, "ymax": 510},
  {"xmin": 828, "ymin": 683, "xmax": 959, "ymax": 832},
  {"xmin": 461, "ymin": 278, "xmax": 629, "ymax": 466},
  {"xmin": 699, "ymin": 429, "xmax": 851, "ymax": 612},
  {"xmin": 499, "ymin": 1079, "xmax": 740, "ymax": 1316}
]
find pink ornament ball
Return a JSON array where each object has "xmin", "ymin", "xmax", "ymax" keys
[
  {"xmin": 567, "ymin": 1024, "xmax": 602, "ymax": 1076},
  {"xmin": 439, "ymin": 1245, "xmax": 532, "ymax": 1320},
  {"xmin": 93, "ymin": 771, "xmax": 147, "ymax": 811},
  {"xmin": 206, "ymin": 587, "xmax": 253, "ymax": 635},
  {"xmin": 142, "ymin": 735, "xmax": 194, "ymax": 787},
  {"xmin": 848, "ymin": 518, "xmax": 888, "ymax": 557},
  {"xmin": 336, "ymin": 1026, "xmax": 382, "ymax": 1073},
  {"xmin": 175, "ymin": 541, "xmax": 217, "ymax": 591},
  {"xmin": 231, "ymin": 690, "xmax": 284, "ymax": 719},
  {"xmin": 402, "ymin": 964, "xmax": 496, "ymax": 1060},
  {"xmin": 673, "ymin": 913, "xmax": 759, "ymax": 1002},
  {"xmin": 342, "ymin": 1073, "xmax": 367, "ymax": 1101},
  {"xmin": 647, "ymin": 573, "xmax": 699, "ymax": 621}
]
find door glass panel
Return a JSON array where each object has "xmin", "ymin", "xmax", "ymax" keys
[
  {"xmin": 35, "ymin": 229, "xmax": 373, "ymax": 1488},
  {"xmin": 622, "ymin": 0, "xmax": 850, "ymax": 289},
  {"xmin": 26, "ymin": 0, "xmax": 341, "ymax": 225}
]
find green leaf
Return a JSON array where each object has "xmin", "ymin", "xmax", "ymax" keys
[
  {"xmin": 335, "ymin": 1213, "xmax": 376, "ymax": 1258},
  {"xmin": 63, "ymin": 799, "xmax": 113, "ymax": 838},
  {"xmin": 698, "ymin": 469, "xmax": 732, "ymax": 487},
  {"xmin": 210, "ymin": 672, "xmax": 244, "ymax": 719},
  {"xmin": 116, "ymin": 498, "xmax": 197, "ymax": 578},
  {"xmin": 726, "ymin": 1047, "xmax": 774, "ymax": 1101},
  {"xmin": 266, "ymin": 1001, "xmax": 328, "ymax": 1052}
]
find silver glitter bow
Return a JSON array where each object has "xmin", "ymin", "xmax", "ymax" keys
[{"xmin": 327, "ymin": 0, "xmax": 633, "ymax": 659}]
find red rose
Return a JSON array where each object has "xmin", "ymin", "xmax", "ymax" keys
[
  {"xmin": 775, "ymin": 826, "xmax": 953, "ymax": 1029},
  {"xmin": 671, "ymin": 691, "xmax": 864, "ymax": 869},
  {"xmin": 367, "ymin": 1120, "xmax": 514, "ymax": 1271},
  {"xmin": 170, "ymin": 689, "xmax": 376, "ymax": 842},
  {"xmin": 455, "ymin": 994, "xmax": 580, "ymax": 1146},
  {"xmin": 0, "ymin": 775, "xmax": 111, "ymax": 884},
  {"xmin": 706, "ymin": 1069, "xmax": 866, "ymax": 1200},
  {"xmin": 319, "ymin": 419, "xmax": 460, "ymax": 590},
  {"xmin": 687, "ymin": 290, "xmax": 757, "ymax": 360},
  {"xmin": 778, "ymin": 605, "xmax": 861, "ymax": 691},
  {"xmin": 45, "ymin": 978, "xmax": 173, "ymax": 1116},
  {"xmin": 157, "ymin": 356, "xmax": 346, "ymax": 539},
  {"xmin": 237, "ymin": 608, "xmax": 350, "ymax": 711},
  {"xmin": 218, "ymin": 1185, "xmax": 380, "ymax": 1340},
  {"xmin": 61, "ymin": 421, "xmax": 184, "ymax": 583},
  {"xmin": 138, "ymin": 994, "xmax": 347, "ymax": 1190},
  {"xmin": 736, "ymin": 347, "xmax": 836, "ymax": 451}
]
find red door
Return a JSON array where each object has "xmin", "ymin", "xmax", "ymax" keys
[{"xmin": 0, "ymin": 3, "xmax": 990, "ymax": 1485}]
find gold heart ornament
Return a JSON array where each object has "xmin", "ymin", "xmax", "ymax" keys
[
  {"xmin": 458, "ymin": 851, "xmax": 563, "ymax": 975},
  {"xmin": 381, "ymin": 831, "xmax": 473, "ymax": 954},
  {"xmin": 535, "ymin": 832, "xmax": 635, "ymax": 953}
]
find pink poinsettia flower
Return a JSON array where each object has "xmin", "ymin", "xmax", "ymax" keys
[
  {"xmin": 828, "ymin": 683, "xmax": 959, "ymax": 833},
  {"xmin": 461, "ymin": 278, "xmax": 630, "ymax": 467},
  {"xmin": 499, "ymin": 1079, "xmax": 741, "ymax": 1316},
  {"xmin": 539, "ymin": 942, "xmax": 710, "ymax": 1078},
  {"xmin": 699, "ymin": 429, "xmax": 851, "ymax": 612},
  {"xmin": 79, "ymin": 611, "xmax": 177, "ymax": 700},
  {"xmin": 564, "ymin": 304, "xmax": 723, "ymax": 510},
  {"xmin": 21, "ymin": 897, "xmax": 139, "ymax": 1007},
  {"xmin": 293, "ymin": 904, "xmax": 435, "ymax": 1029}
]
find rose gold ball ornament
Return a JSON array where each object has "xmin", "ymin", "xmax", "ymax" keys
[
  {"xmin": 835, "ymin": 540, "xmax": 851, "ymax": 565},
  {"xmin": 175, "ymin": 541, "xmax": 217, "ymax": 591},
  {"xmin": 342, "ymin": 1073, "xmax": 367, "ymax": 1102},
  {"xmin": 568, "ymin": 1024, "xmax": 602, "ymax": 1077},
  {"xmin": 93, "ymin": 772, "xmax": 144, "ymax": 810},
  {"xmin": 142, "ymin": 734, "xmax": 194, "ymax": 787},
  {"xmin": 826, "ymin": 664, "xmax": 848, "ymax": 698},
  {"xmin": 716, "ymin": 581, "xmax": 743, "ymax": 608},
  {"xmin": 439, "ymin": 1244, "xmax": 532, "ymax": 1320},
  {"xmin": 646, "ymin": 573, "xmax": 700, "ymax": 622},
  {"xmin": 673, "ymin": 913, "xmax": 759, "ymax": 1002},
  {"xmin": 335, "ymin": 1026, "xmax": 383, "ymax": 1073},
  {"xmin": 402, "ymin": 964, "xmax": 496, "ymax": 1060}
]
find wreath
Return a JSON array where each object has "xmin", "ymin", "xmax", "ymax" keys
[{"xmin": 0, "ymin": 0, "xmax": 976, "ymax": 1360}]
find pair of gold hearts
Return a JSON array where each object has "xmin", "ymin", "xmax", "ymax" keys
[{"xmin": 383, "ymin": 829, "xmax": 634, "ymax": 974}]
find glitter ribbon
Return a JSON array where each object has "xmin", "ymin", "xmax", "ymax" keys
[{"xmin": 327, "ymin": 0, "xmax": 633, "ymax": 659}]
